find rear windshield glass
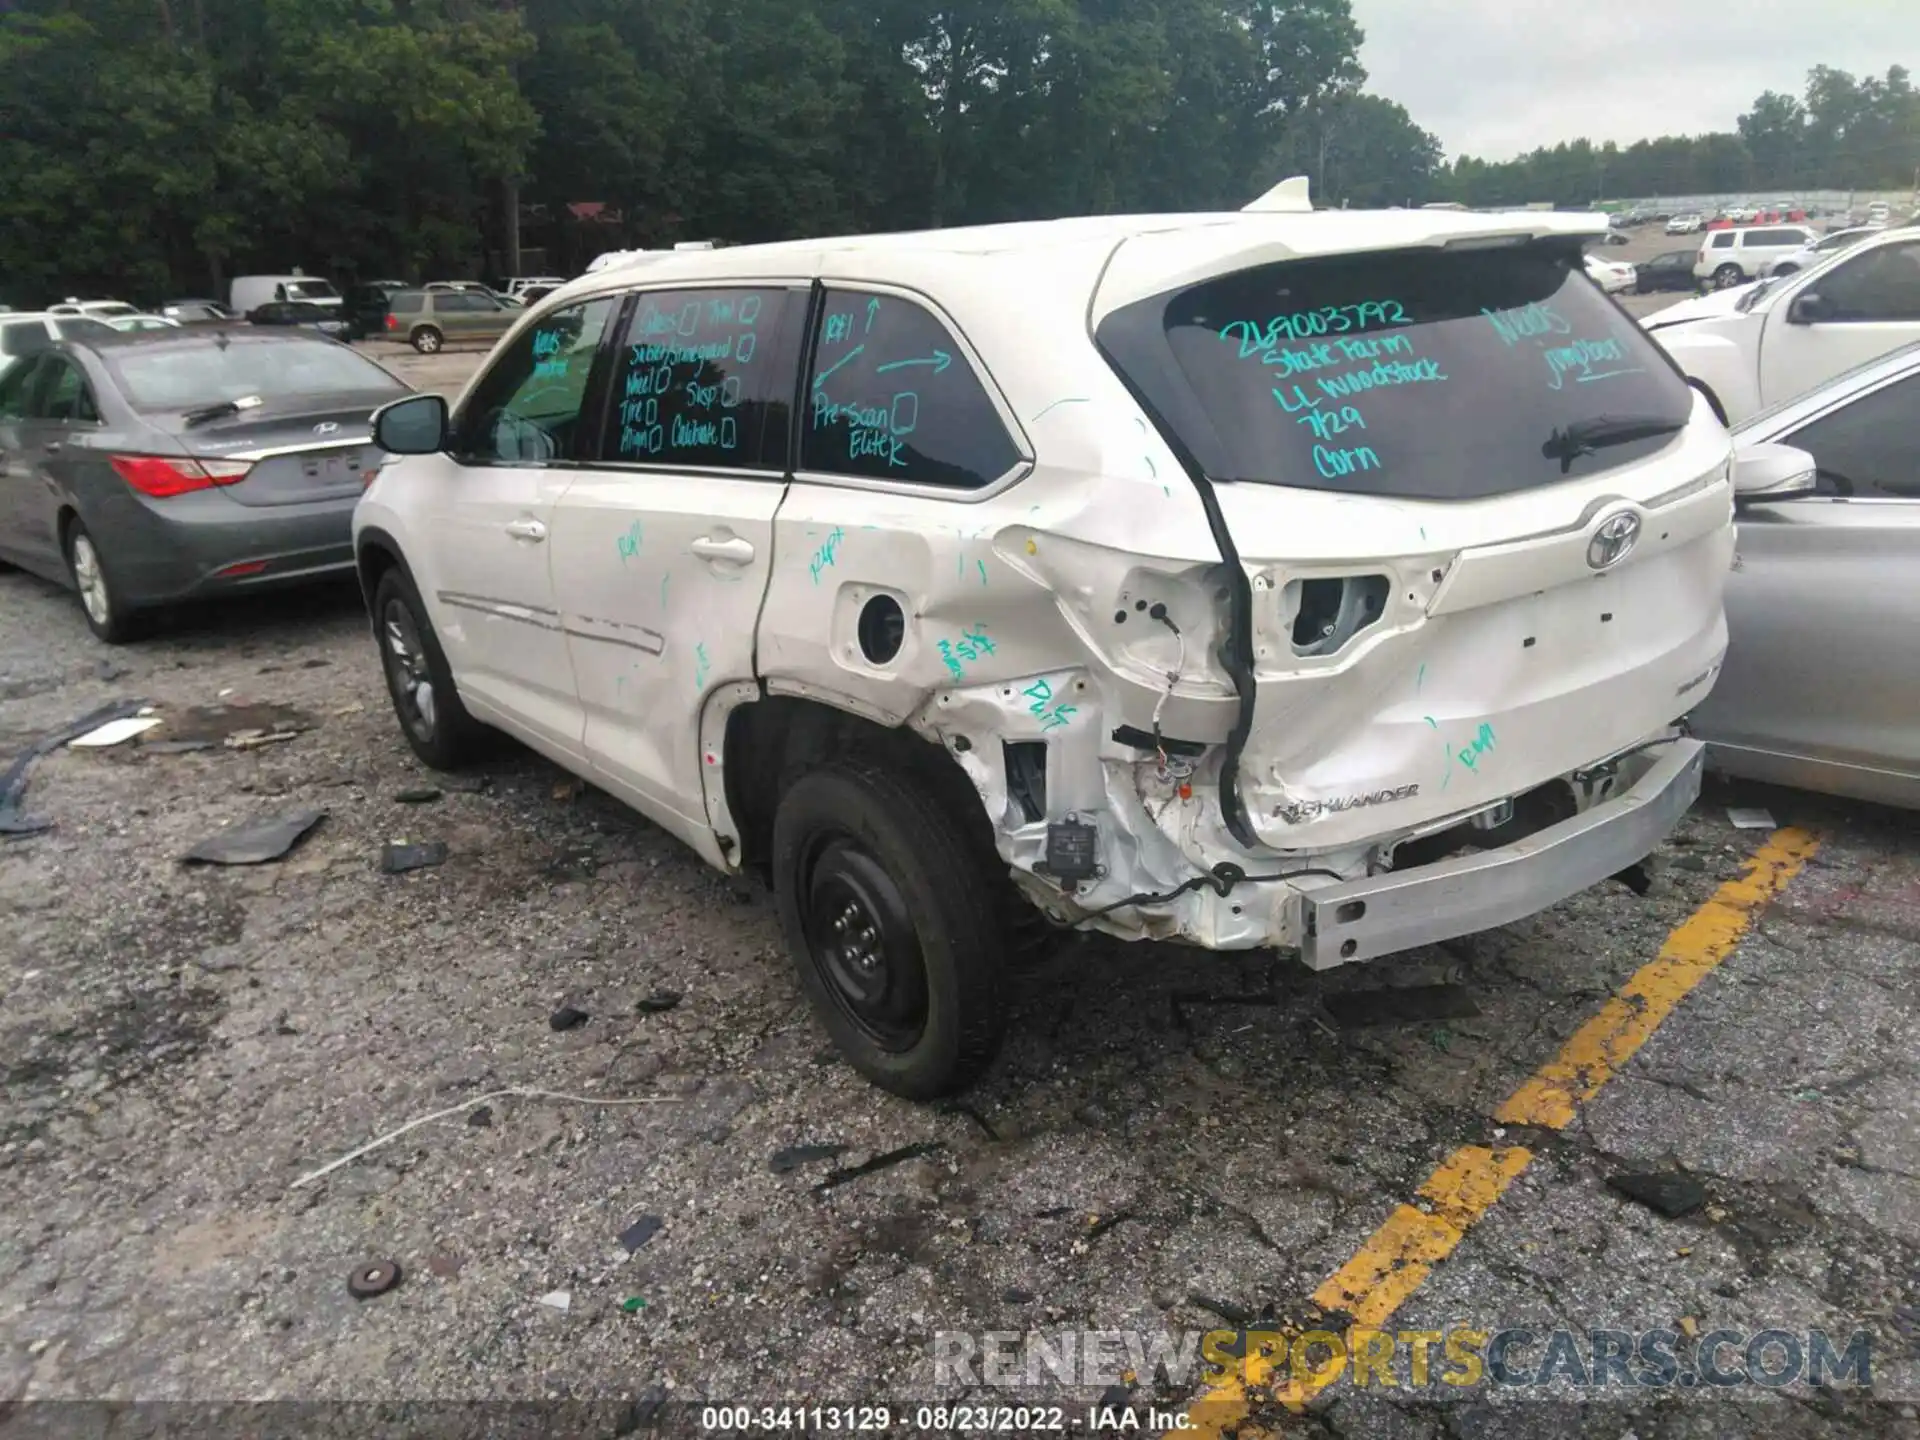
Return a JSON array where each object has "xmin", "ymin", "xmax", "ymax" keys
[
  {"xmin": 284, "ymin": 280, "xmax": 340, "ymax": 300},
  {"xmin": 1097, "ymin": 241, "xmax": 1692, "ymax": 500},
  {"xmin": 105, "ymin": 339, "xmax": 405, "ymax": 411}
]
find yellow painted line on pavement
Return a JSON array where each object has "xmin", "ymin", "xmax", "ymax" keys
[{"xmin": 1187, "ymin": 828, "xmax": 1820, "ymax": 1435}]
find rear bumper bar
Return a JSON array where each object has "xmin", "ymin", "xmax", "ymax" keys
[{"xmin": 1297, "ymin": 738, "xmax": 1706, "ymax": 970}]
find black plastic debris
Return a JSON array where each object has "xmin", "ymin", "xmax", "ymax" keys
[
  {"xmin": 182, "ymin": 809, "xmax": 326, "ymax": 866},
  {"xmin": 1085, "ymin": 1211, "xmax": 1134, "ymax": 1241},
  {"xmin": 380, "ymin": 840, "xmax": 447, "ymax": 874},
  {"xmin": 549, "ymin": 1006, "xmax": 590, "ymax": 1032},
  {"xmin": 394, "ymin": 787, "xmax": 442, "ymax": 805},
  {"xmin": 1188, "ymin": 1293, "xmax": 1255, "ymax": 1326},
  {"xmin": 0, "ymin": 698, "xmax": 148, "ymax": 837},
  {"xmin": 442, "ymin": 776, "xmax": 493, "ymax": 794},
  {"xmin": 815, "ymin": 1140, "xmax": 945, "ymax": 1193},
  {"xmin": 1003, "ymin": 1286, "xmax": 1036, "ymax": 1305},
  {"xmin": 144, "ymin": 739, "xmax": 217, "ymax": 755},
  {"xmin": 618, "ymin": 1215, "xmax": 665, "ymax": 1253},
  {"xmin": 1322, "ymin": 983, "xmax": 1482, "ymax": 1029},
  {"xmin": 467, "ymin": 1106, "xmax": 493, "ymax": 1128},
  {"xmin": 1612, "ymin": 862, "xmax": 1653, "ymax": 896},
  {"xmin": 769, "ymin": 1143, "xmax": 847, "ymax": 1174},
  {"xmin": 636, "ymin": 990, "xmax": 682, "ymax": 1015},
  {"xmin": 347, "ymin": 1259, "xmax": 401, "ymax": 1299},
  {"xmin": 1607, "ymin": 1170, "xmax": 1707, "ymax": 1218}
]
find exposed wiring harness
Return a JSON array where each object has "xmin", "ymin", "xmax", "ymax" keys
[
  {"xmin": 1077, "ymin": 859, "xmax": 1352, "ymax": 920},
  {"xmin": 1146, "ymin": 603, "xmax": 1195, "ymax": 782}
]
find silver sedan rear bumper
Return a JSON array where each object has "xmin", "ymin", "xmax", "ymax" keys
[{"xmin": 1297, "ymin": 738, "xmax": 1706, "ymax": 969}]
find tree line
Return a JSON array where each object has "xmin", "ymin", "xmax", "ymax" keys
[{"xmin": 0, "ymin": 0, "xmax": 1913, "ymax": 305}]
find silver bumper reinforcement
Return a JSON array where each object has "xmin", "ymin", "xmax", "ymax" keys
[{"xmin": 1297, "ymin": 738, "xmax": 1706, "ymax": 970}]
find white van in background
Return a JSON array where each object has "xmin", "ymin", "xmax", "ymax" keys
[{"xmin": 230, "ymin": 274, "xmax": 344, "ymax": 314}]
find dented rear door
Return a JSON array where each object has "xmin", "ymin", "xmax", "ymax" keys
[{"xmin": 1094, "ymin": 232, "xmax": 1736, "ymax": 850}]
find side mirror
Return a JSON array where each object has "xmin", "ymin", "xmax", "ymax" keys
[
  {"xmin": 1786, "ymin": 292, "xmax": 1831, "ymax": 325},
  {"xmin": 1733, "ymin": 441, "xmax": 1818, "ymax": 509},
  {"xmin": 373, "ymin": 393, "xmax": 449, "ymax": 455}
]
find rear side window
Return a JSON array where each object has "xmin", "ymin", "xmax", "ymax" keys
[
  {"xmin": 801, "ymin": 289, "xmax": 1021, "ymax": 489},
  {"xmin": 1, "ymin": 321, "xmax": 49, "ymax": 357},
  {"xmin": 598, "ymin": 287, "xmax": 797, "ymax": 470},
  {"xmin": 390, "ymin": 293, "xmax": 423, "ymax": 314},
  {"xmin": 1709, "ymin": 233, "xmax": 1735, "ymax": 249},
  {"xmin": 1096, "ymin": 242, "xmax": 1693, "ymax": 501}
]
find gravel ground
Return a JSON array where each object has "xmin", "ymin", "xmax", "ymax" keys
[{"xmin": 1, "ymin": 313, "xmax": 1916, "ymax": 1439}]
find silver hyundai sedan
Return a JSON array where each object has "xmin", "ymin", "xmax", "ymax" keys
[
  {"xmin": 0, "ymin": 328, "xmax": 408, "ymax": 641},
  {"xmin": 1688, "ymin": 340, "xmax": 1920, "ymax": 809}
]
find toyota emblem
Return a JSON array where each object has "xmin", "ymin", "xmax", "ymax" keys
[
  {"xmin": 313, "ymin": 421, "xmax": 339, "ymax": 436},
  {"xmin": 1586, "ymin": 510, "xmax": 1642, "ymax": 570}
]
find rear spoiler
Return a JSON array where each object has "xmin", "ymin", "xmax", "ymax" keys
[{"xmin": 1242, "ymin": 175, "xmax": 1313, "ymax": 213}]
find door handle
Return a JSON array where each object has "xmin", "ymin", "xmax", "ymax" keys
[
  {"xmin": 691, "ymin": 535, "xmax": 755, "ymax": 564},
  {"xmin": 505, "ymin": 518, "xmax": 546, "ymax": 542}
]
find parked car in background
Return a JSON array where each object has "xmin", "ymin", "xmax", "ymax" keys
[
  {"xmin": 1635, "ymin": 250, "xmax": 1700, "ymax": 294},
  {"xmin": 230, "ymin": 275, "xmax": 343, "ymax": 315},
  {"xmin": 382, "ymin": 288, "xmax": 518, "ymax": 353},
  {"xmin": 48, "ymin": 299, "xmax": 140, "ymax": 321},
  {"xmin": 1762, "ymin": 226, "xmax": 1881, "ymax": 278},
  {"xmin": 159, "ymin": 300, "xmax": 236, "ymax": 324},
  {"xmin": 247, "ymin": 300, "xmax": 352, "ymax": 341},
  {"xmin": 425, "ymin": 280, "xmax": 522, "ymax": 308},
  {"xmin": 356, "ymin": 199, "xmax": 1734, "ymax": 1096},
  {"xmin": 1866, "ymin": 202, "xmax": 1892, "ymax": 227},
  {"xmin": 1583, "ymin": 250, "xmax": 1636, "ymax": 293},
  {"xmin": 1667, "ymin": 214, "xmax": 1703, "ymax": 234},
  {"xmin": 1687, "ymin": 341, "xmax": 1920, "ymax": 809},
  {"xmin": 1644, "ymin": 226, "xmax": 1920, "ymax": 424},
  {"xmin": 0, "ymin": 312, "xmax": 121, "ymax": 378},
  {"xmin": 343, "ymin": 281, "xmax": 411, "ymax": 341},
  {"xmin": 1693, "ymin": 224, "xmax": 1817, "ymax": 288},
  {"xmin": 0, "ymin": 328, "xmax": 407, "ymax": 641},
  {"xmin": 517, "ymin": 284, "xmax": 561, "ymax": 306},
  {"xmin": 104, "ymin": 314, "xmax": 182, "ymax": 332},
  {"xmin": 506, "ymin": 276, "xmax": 568, "ymax": 299}
]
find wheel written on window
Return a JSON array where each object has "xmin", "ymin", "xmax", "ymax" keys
[{"xmin": 803, "ymin": 291, "xmax": 1020, "ymax": 489}]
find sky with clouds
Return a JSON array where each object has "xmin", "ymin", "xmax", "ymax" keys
[{"xmin": 1346, "ymin": 0, "xmax": 1920, "ymax": 162}]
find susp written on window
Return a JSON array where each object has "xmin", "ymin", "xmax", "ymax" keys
[
  {"xmin": 597, "ymin": 287, "xmax": 796, "ymax": 471},
  {"xmin": 802, "ymin": 290, "xmax": 1021, "ymax": 490},
  {"xmin": 455, "ymin": 297, "xmax": 618, "ymax": 464}
]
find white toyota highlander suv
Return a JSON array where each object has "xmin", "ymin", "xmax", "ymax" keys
[{"xmin": 355, "ymin": 184, "xmax": 1740, "ymax": 1097}]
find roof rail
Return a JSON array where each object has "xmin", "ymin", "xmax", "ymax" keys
[{"xmin": 1241, "ymin": 176, "xmax": 1313, "ymax": 213}]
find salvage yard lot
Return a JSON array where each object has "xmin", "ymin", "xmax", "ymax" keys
[{"xmin": 3, "ymin": 318, "xmax": 1918, "ymax": 1438}]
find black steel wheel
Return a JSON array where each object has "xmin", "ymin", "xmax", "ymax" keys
[{"xmin": 772, "ymin": 761, "xmax": 1009, "ymax": 1098}]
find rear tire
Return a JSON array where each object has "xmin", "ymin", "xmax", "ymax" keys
[
  {"xmin": 372, "ymin": 565, "xmax": 490, "ymax": 769},
  {"xmin": 411, "ymin": 326, "xmax": 443, "ymax": 354},
  {"xmin": 772, "ymin": 761, "xmax": 1009, "ymax": 1099},
  {"xmin": 64, "ymin": 519, "xmax": 152, "ymax": 644},
  {"xmin": 1713, "ymin": 264, "xmax": 1745, "ymax": 289}
]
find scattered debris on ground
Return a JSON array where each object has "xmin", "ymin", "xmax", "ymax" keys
[
  {"xmin": 815, "ymin": 1141, "xmax": 945, "ymax": 1192},
  {"xmin": 394, "ymin": 787, "xmax": 442, "ymax": 804},
  {"xmin": 536, "ymin": 1290, "xmax": 571, "ymax": 1313},
  {"xmin": 1728, "ymin": 806, "xmax": 1777, "ymax": 830},
  {"xmin": 636, "ymin": 990, "xmax": 682, "ymax": 1014},
  {"xmin": 0, "ymin": 698, "xmax": 147, "ymax": 835},
  {"xmin": 618, "ymin": 1215, "xmax": 664, "ymax": 1253},
  {"xmin": 380, "ymin": 839, "xmax": 448, "ymax": 874},
  {"xmin": 1607, "ymin": 1170, "xmax": 1709, "ymax": 1218},
  {"xmin": 549, "ymin": 1006, "xmax": 590, "ymax": 1032},
  {"xmin": 769, "ymin": 1143, "xmax": 848, "ymax": 1174},
  {"xmin": 347, "ymin": 1260, "xmax": 402, "ymax": 1299},
  {"xmin": 181, "ymin": 808, "xmax": 326, "ymax": 865},
  {"xmin": 68, "ymin": 714, "xmax": 161, "ymax": 748}
]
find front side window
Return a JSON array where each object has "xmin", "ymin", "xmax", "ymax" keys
[
  {"xmin": 0, "ymin": 355, "xmax": 46, "ymax": 417},
  {"xmin": 1786, "ymin": 373, "xmax": 1920, "ymax": 498},
  {"xmin": 452, "ymin": 297, "xmax": 617, "ymax": 464},
  {"xmin": 801, "ymin": 289, "xmax": 1021, "ymax": 489},
  {"xmin": 1, "ymin": 322, "xmax": 50, "ymax": 358},
  {"xmin": 1097, "ymin": 241, "xmax": 1694, "ymax": 501},
  {"xmin": 598, "ymin": 287, "xmax": 796, "ymax": 469},
  {"xmin": 1814, "ymin": 240, "xmax": 1920, "ymax": 322}
]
